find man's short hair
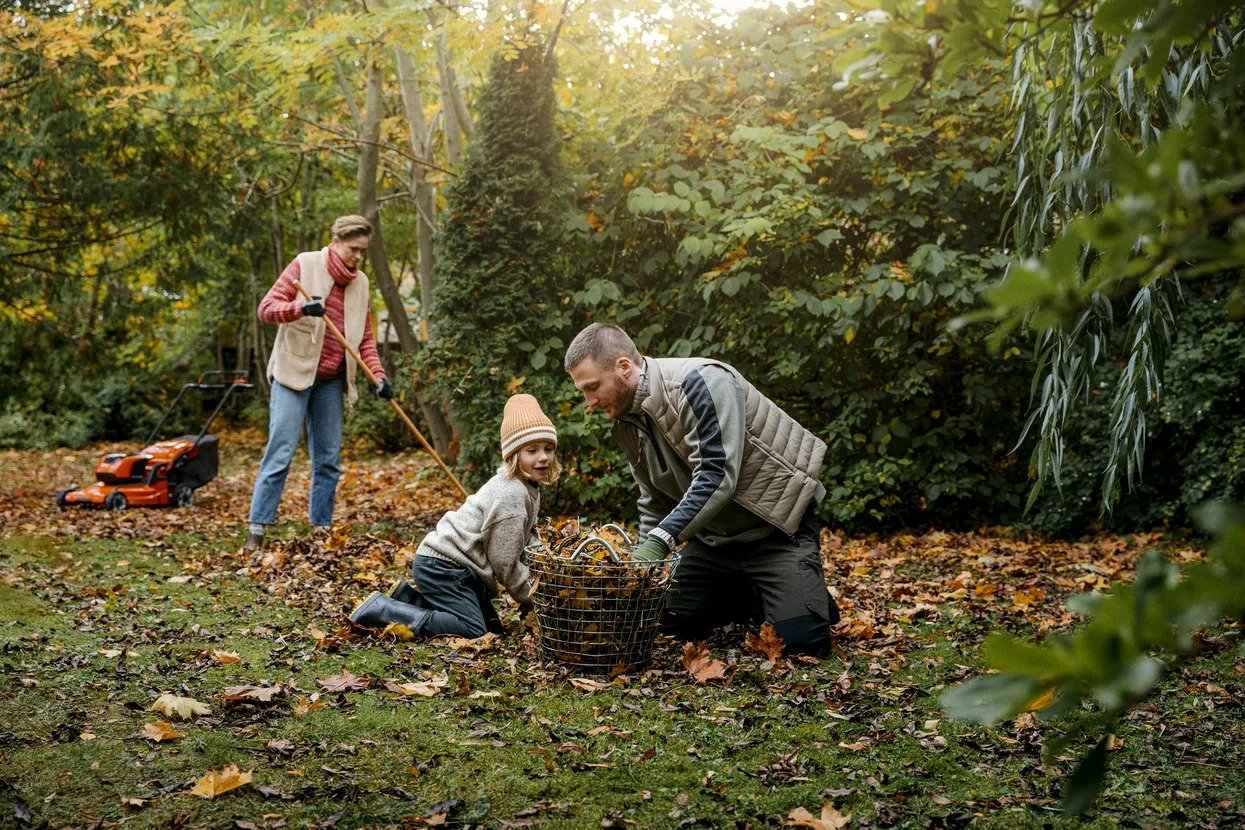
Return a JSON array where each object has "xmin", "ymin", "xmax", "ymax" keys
[
  {"xmin": 331, "ymin": 214, "xmax": 372, "ymax": 241},
  {"xmin": 564, "ymin": 323, "xmax": 641, "ymax": 371}
]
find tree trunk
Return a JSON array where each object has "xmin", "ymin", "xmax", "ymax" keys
[
  {"xmin": 354, "ymin": 55, "xmax": 417, "ymax": 353},
  {"xmin": 394, "ymin": 45, "xmax": 456, "ymax": 457},
  {"xmin": 431, "ymin": 11, "xmax": 473, "ymax": 165}
]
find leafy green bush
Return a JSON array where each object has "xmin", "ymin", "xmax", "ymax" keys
[
  {"xmin": 418, "ymin": 32, "xmax": 571, "ymax": 488},
  {"xmin": 553, "ymin": 8, "xmax": 1032, "ymax": 528}
]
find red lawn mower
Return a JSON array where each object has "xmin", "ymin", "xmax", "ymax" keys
[{"xmin": 56, "ymin": 371, "xmax": 253, "ymax": 511}]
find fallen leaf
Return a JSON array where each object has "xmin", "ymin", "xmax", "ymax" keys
[
  {"xmin": 98, "ymin": 648, "xmax": 123, "ymax": 658},
  {"xmin": 291, "ymin": 695, "xmax": 325, "ymax": 716},
  {"xmin": 569, "ymin": 677, "xmax": 610, "ymax": 693},
  {"xmin": 785, "ymin": 803, "xmax": 852, "ymax": 829},
  {"xmin": 744, "ymin": 622, "xmax": 786, "ymax": 662},
  {"xmin": 214, "ymin": 650, "xmax": 242, "ymax": 664},
  {"xmin": 167, "ymin": 574, "xmax": 193, "ymax": 584},
  {"xmin": 265, "ymin": 738, "xmax": 295, "ymax": 755},
  {"xmin": 384, "ymin": 675, "xmax": 448, "ymax": 697},
  {"xmin": 120, "ymin": 796, "xmax": 147, "ymax": 809},
  {"xmin": 142, "ymin": 721, "xmax": 184, "ymax": 742},
  {"xmin": 318, "ymin": 671, "xmax": 369, "ymax": 693},
  {"xmin": 681, "ymin": 642, "xmax": 729, "ymax": 684},
  {"xmin": 1013, "ymin": 586, "xmax": 1047, "ymax": 610},
  {"xmin": 442, "ymin": 632, "xmax": 502, "ymax": 654},
  {"xmin": 189, "ymin": 764, "xmax": 252, "ymax": 799},
  {"xmin": 150, "ymin": 693, "xmax": 210, "ymax": 720},
  {"xmin": 380, "ymin": 622, "xmax": 415, "ymax": 641},
  {"xmin": 1023, "ymin": 687, "xmax": 1055, "ymax": 712},
  {"xmin": 221, "ymin": 684, "xmax": 283, "ymax": 703},
  {"xmin": 846, "ymin": 127, "xmax": 868, "ymax": 141}
]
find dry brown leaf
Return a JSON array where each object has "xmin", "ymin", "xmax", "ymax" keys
[
  {"xmin": 785, "ymin": 803, "xmax": 852, "ymax": 830},
  {"xmin": 681, "ymin": 642, "xmax": 729, "ymax": 684},
  {"xmin": 142, "ymin": 720, "xmax": 184, "ymax": 742},
  {"xmin": 744, "ymin": 622, "xmax": 786, "ymax": 662},
  {"xmin": 213, "ymin": 650, "xmax": 241, "ymax": 664},
  {"xmin": 291, "ymin": 695, "xmax": 325, "ymax": 716},
  {"xmin": 569, "ymin": 677, "xmax": 610, "ymax": 693},
  {"xmin": 318, "ymin": 670, "xmax": 369, "ymax": 693},
  {"xmin": 220, "ymin": 684, "xmax": 283, "ymax": 703},
  {"xmin": 383, "ymin": 675, "xmax": 448, "ymax": 697},
  {"xmin": 442, "ymin": 632, "xmax": 502, "ymax": 654},
  {"xmin": 189, "ymin": 764, "xmax": 252, "ymax": 799},
  {"xmin": 150, "ymin": 693, "xmax": 210, "ymax": 721},
  {"xmin": 1013, "ymin": 586, "xmax": 1047, "ymax": 610},
  {"xmin": 120, "ymin": 796, "xmax": 148, "ymax": 809}
]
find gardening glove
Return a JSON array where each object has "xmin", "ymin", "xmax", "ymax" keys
[
  {"xmin": 301, "ymin": 296, "xmax": 326, "ymax": 317},
  {"xmin": 631, "ymin": 535, "xmax": 669, "ymax": 562},
  {"xmin": 373, "ymin": 377, "xmax": 394, "ymax": 399},
  {"xmin": 518, "ymin": 600, "xmax": 535, "ymax": 617}
]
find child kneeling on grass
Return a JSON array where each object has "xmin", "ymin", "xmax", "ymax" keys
[{"xmin": 349, "ymin": 394, "xmax": 558, "ymax": 638}]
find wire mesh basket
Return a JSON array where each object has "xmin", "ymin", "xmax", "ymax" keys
[{"xmin": 529, "ymin": 524, "xmax": 678, "ymax": 674}]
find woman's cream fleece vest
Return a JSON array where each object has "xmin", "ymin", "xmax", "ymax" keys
[{"xmin": 266, "ymin": 248, "xmax": 370, "ymax": 404}]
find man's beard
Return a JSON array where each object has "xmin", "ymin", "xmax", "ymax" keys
[{"xmin": 614, "ymin": 383, "xmax": 638, "ymax": 417}]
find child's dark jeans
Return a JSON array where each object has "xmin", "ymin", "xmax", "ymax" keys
[{"xmin": 411, "ymin": 556, "xmax": 505, "ymax": 638}]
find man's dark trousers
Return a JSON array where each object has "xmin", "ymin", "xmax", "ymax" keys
[{"xmin": 658, "ymin": 507, "xmax": 839, "ymax": 654}]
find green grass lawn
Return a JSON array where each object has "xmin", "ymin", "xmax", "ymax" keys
[{"xmin": 0, "ymin": 439, "xmax": 1241, "ymax": 829}]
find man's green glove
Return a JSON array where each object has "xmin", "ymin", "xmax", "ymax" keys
[{"xmin": 631, "ymin": 535, "xmax": 669, "ymax": 562}]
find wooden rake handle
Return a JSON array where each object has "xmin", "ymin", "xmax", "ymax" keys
[{"xmin": 293, "ymin": 280, "xmax": 469, "ymax": 499}]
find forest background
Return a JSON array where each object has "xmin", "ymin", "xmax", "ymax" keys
[{"xmin": 2, "ymin": 0, "xmax": 1243, "ymax": 537}]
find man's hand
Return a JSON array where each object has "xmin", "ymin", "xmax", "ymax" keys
[
  {"xmin": 631, "ymin": 535, "xmax": 669, "ymax": 562},
  {"xmin": 373, "ymin": 378, "xmax": 394, "ymax": 399},
  {"xmin": 301, "ymin": 296, "xmax": 325, "ymax": 317},
  {"xmin": 518, "ymin": 600, "xmax": 535, "ymax": 616}
]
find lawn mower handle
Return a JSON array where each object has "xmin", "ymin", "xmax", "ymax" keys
[
  {"xmin": 292, "ymin": 279, "xmax": 469, "ymax": 499},
  {"xmin": 144, "ymin": 371, "xmax": 253, "ymax": 446}
]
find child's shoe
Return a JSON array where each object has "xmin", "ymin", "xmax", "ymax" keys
[
  {"xmin": 349, "ymin": 591, "xmax": 431, "ymax": 632},
  {"xmin": 386, "ymin": 579, "xmax": 424, "ymax": 606}
]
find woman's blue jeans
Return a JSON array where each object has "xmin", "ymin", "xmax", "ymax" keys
[{"xmin": 248, "ymin": 378, "xmax": 344, "ymax": 529}]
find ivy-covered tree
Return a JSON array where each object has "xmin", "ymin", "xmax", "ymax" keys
[{"xmin": 419, "ymin": 27, "xmax": 570, "ymax": 481}]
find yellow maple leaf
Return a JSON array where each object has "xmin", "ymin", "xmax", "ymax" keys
[
  {"xmin": 381, "ymin": 622, "xmax": 415, "ymax": 641},
  {"xmin": 142, "ymin": 721, "xmax": 184, "ymax": 742},
  {"xmin": 150, "ymin": 693, "xmax": 210, "ymax": 720},
  {"xmin": 785, "ymin": 802, "xmax": 852, "ymax": 829},
  {"xmin": 189, "ymin": 764, "xmax": 252, "ymax": 799}
]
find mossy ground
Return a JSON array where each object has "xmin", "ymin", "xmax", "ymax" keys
[{"xmin": 0, "ymin": 438, "xmax": 1241, "ymax": 829}]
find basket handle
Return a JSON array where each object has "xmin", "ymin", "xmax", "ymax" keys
[
  {"xmin": 598, "ymin": 524, "xmax": 636, "ymax": 549},
  {"xmin": 569, "ymin": 536, "xmax": 623, "ymax": 563}
]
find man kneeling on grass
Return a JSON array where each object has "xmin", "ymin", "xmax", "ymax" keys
[
  {"xmin": 565, "ymin": 323, "xmax": 840, "ymax": 655},
  {"xmin": 349, "ymin": 394, "xmax": 558, "ymax": 638}
]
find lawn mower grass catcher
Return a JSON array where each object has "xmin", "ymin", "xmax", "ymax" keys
[{"xmin": 56, "ymin": 371, "xmax": 253, "ymax": 511}]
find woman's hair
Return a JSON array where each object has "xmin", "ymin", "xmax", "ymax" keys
[
  {"xmin": 331, "ymin": 214, "xmax": 372, "ymax": 241},
  {"xmin": 504, "ymin": 445, "xmax": 562, "ymax": 484}
]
